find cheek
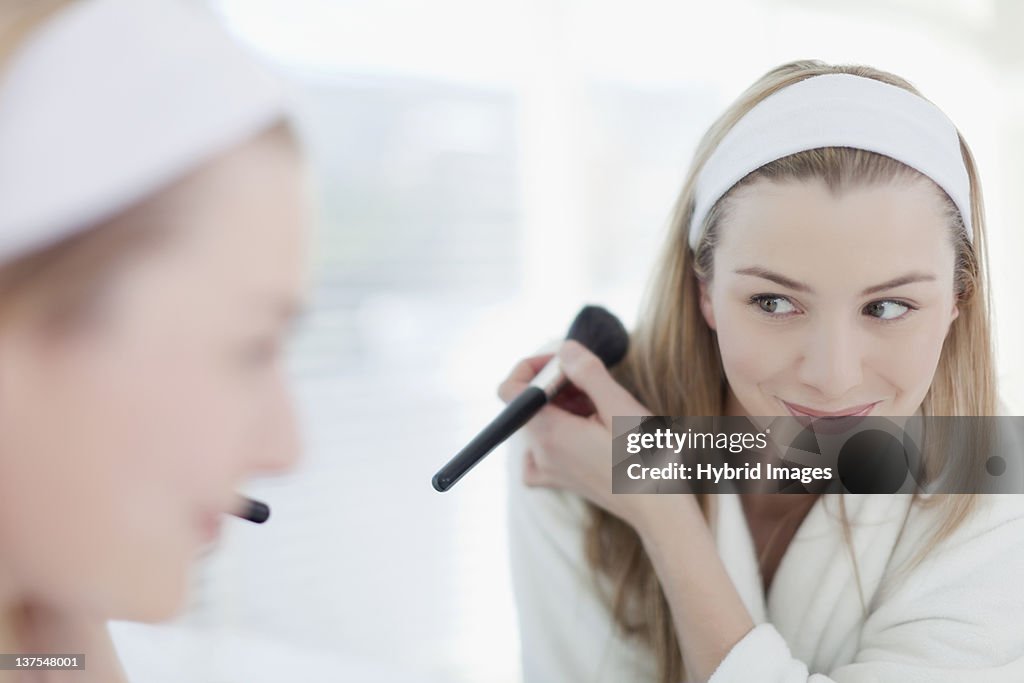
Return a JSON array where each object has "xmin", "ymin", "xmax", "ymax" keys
[
  {"xmin": 712, "ymin": 297, "xmax": 952, "ymax": 411},
  {"xmin": 867, "ymin": 314, "xmax": 951, "ymax": 403},
  {"xmin": 0, "ymin": 374, "xmax": 192, "ymax": 619},
  {"xmin": 0, "ymin": 337, "xmax": 250, "ymax": 620},
  {"xmin": 713, "ymin": 302, "xmax": 795, "ymax": 388}
]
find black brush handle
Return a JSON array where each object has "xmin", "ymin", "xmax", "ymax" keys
[
  {"xmin": 432, "ymin": 386, "xmax": 549, "ymax": 492},
  {"xmin": 232, "ymin": 497, "xmax": 271, "ymax": 524}
]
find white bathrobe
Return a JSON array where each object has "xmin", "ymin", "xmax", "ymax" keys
[{"xmin": 506, "ymin": 427, "xmax": 1024, "ymax": 683}]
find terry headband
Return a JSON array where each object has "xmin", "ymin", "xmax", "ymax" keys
[
  {"xmin": 0, "ymin": 0, "xmax": 288, "ymax": 265},
  {"xmin": 688, "ymin": 73, "xmax": 974, "ymax": 250}
]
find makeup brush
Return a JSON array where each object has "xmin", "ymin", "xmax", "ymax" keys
[{"xmin": 431, "ymin": 304, "xmax": 629, "ymax": 492}]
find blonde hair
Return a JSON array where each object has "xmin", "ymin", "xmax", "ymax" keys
[
  {"xmin": 588, "ymin": 60, "xmax": 997, "ymax": 683},
  {"xmin": 0, "ymin": 0, "xmax": 297, "ymax": 331}
]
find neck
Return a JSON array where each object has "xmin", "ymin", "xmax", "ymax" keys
[{"xmin": 0, "ymin": 578, "xmax": 126, "ymax": 683}]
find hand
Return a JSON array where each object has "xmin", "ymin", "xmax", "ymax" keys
[{"xmin": 497, "ymin": 339, "xmax": 656, "ymax": 527}]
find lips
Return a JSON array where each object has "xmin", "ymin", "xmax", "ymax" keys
[
  {"xmin": 197, "ymin": 509, "xmax": 223, "ymax": 544},
  {"xmin": 783, "ymin": 400, "xmax": 878, "ymax": 418},
  {"xmin": 781, "ymin": 399, "xmax": 878, "ymax": 435}
]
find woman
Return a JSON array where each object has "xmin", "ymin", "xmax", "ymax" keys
[
  {"xmin": 0, "ymin": 0, "xmax": 309, "ymax": 680},
  {"xmin": 501, "ymin": 61, "xmax": 1024, "ymax": 682}
]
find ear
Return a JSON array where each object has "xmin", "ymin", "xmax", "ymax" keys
[{"xmin": 698, "ymin": 278, "xmax": 717, "ymax": 331}]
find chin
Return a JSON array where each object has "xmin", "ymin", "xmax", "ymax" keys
[
  {"xmin": 110, "ymin": 567, "xmax": 192, "ymax": 623},
  {"xmin": 129, "ymin": 591, "xmax": 189, "ymax": 624}
]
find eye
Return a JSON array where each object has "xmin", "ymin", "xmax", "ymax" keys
[
  {"xmin": 863, "ymin": 299, "xmax": 915, "ymax": 322},
  {"xmin": 749, "ymin": 294, "xmax": 799, "ymax": 317}
]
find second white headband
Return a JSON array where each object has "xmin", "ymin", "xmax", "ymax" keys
[
  {"xmin": 688, "ymin": 73, "xmax": 973, "ymax": 250},
  {"xmin": 0, "ymin": 0, "xmax": 288, "ymax": 265}
]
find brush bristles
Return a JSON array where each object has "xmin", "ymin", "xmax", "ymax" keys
[{"xmin": 566, "ymin": 304, "xmax": 629, "ymax": 367}]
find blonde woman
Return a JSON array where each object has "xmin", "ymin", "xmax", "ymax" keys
[
  {"xmin": 0, "ymin": 1, "xmax": 308, "ymax": 680},
  {"xmin": 501, "ymin": 61, "xmax": 1024, "ymax": 682}
]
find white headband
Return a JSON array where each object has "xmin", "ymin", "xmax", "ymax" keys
[
  {"xmin": 688, "ymin": 73, "xmax": 973, "ymax": 250},
  {"xmin": 0, "ymin": 0, "xmax": 288, "ymax": 264}
]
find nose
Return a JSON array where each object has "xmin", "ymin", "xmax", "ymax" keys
[{"xmin": 795, "ymin": 314, "xmax": 864, "ymax": 401}]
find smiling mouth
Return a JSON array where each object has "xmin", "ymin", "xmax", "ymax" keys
[
  {"xmin": 779, "ymin": 399, "xmax": 879, "ymax": 436},
  {"xmin": 781, "ymin": 399, "xmax": 879, "ymax": 419}
]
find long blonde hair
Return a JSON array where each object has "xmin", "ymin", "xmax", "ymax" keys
[{"xmin": 588, "ymin": 60, "xmax": 997, "ymax": 683}]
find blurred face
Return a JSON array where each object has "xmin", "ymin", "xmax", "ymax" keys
[
  {"xmin": 0, "ymin": 134, "xmax": 310, "ymax": 621},
  {"xmin": 698, "ymin": 177, "xmax": 960, "ymax": 420}
]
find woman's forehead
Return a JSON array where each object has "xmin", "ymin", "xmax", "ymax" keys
[
  {"xmin": 719, "ymin": 177, "xmax": 951, "ymax": 253},
  {"xmin": 715, "ymin": 178, "xmax": 956, "ymax": 290}
]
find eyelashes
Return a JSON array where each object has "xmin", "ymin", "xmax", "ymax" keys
[
  {"xmin": 749, "ymin": 295, "xmax": 797, "ymax": 317},
  {"xmin": 747, "ymin": 294, "xmax": 918, "ymax": 324}
]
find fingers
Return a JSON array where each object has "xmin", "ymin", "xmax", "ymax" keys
[
  {"xmin": 497, "ymin": 340, "xmax": 637, "ymax": 419},
  {"xmin": 497, "ymin": 353, "xmax": 554, "ymax": 403},
  {"xmin": 522, "ymin": 449, "xmax": 544, "ymax": 487},
  {"xmin": 505, "ymin": 340, "xmax": 646, "ymax": 499},
  {"xmin": 521, "ymin": 398, "xmax": 589, "ymax": 457},
  {"xmin": 549, "ymin": 383, "xmax": 597, "ymax": 417},
  {"xmin": 556, "ymin": 339, "xmax": 648, "ymax": 426},
  {"xmin": 497, "ymin": 354, "xmax": 596, "ymax": 416},
  {"xmin": 519, "ymin": 409, "xmax": 578, "ymax": 488}
]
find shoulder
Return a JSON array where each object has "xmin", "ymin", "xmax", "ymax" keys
[
  {"xmin": 871, "ymin": 494, "xmax": 1024, "ymax": 620},
  {"xmin": 894, "ymin": 493, "xmax": 1024, "ymax": 569},
  {"xmin": 848, "ymin": 494, "xmax": 1024, "ymax": 670}
]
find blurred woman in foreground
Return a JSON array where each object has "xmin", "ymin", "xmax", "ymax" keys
[{"xmin": 0, "ymin": 1, "xmax": 310, "ymax": 679}]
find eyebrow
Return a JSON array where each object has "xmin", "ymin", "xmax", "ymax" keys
[{"xmin": 733, "ymin": 266, "xmax": 937, "ymax": 296}]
